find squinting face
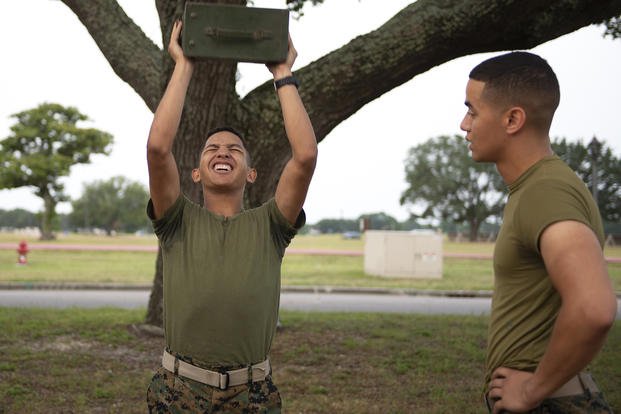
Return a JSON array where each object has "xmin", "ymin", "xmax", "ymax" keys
[
  {"xmin": 193, "ymin": 131, "xmax": 256, "ymax": 190},
  {"xmin": 460, "ymin": 79, "xmax": 507, "ymax": 163}
]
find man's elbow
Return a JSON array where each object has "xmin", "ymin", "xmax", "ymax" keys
[
  {"xmin": 147, "ymin": 133, "xmax": 172, "ymax": 162},
  {"xmin": 601, "ymin": 297, "xmax": 618, "ymax": 331},
  {"xmin": 147, "ymin": 142, "xmax": 168, "ymax": 160},
  {"xmin": 585, "ymin": 294, "xmax": 617, "ymax": 334},
  {"xmin": 297, "ymin": 146, "xmax": 318, "ymax": 171}
]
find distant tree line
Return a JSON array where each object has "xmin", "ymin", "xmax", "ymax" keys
[
  {"xmin": 310, "ymin": 212, "xmax": 410, "ymax": 234},
  {"xmin": 400, "ymin": 135, "xmax": 621, "ymax": 241},
  {"xmin": 0, "ymin": 208, "xmax": 40, "ymax": 229},
  {"xmin": 4, "ymin": 134, "xmax": 618, "ymax": 240},
  {"xmin": 2, "ymin": 103, "xmax": 618, "ymax": 241},
  {"xmin": 0, "ymin": 176, "xmax": 151, "ymax": 235},
  {"xmin": 70, "ymin": 176, "xmax": 151, "ymax": 235}
]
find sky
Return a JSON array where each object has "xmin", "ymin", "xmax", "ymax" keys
[{"xmin": 1, "ymin": 0, "xmax": 620, "ymax": 224}]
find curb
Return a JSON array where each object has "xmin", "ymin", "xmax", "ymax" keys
[
  {"xmin": 1, "ymin": 282, "xmax": 618, "ymax": 299},
  {"xmin": 0, "ymin": 282, "xmax": 493, "ymax": 298},
  {"xmin": 279, "ymin": 285, "xmax": 494, "ymax": 298},
  {"xmin": 0, "ymin": 282, "xmax": 152, "ymax": 291}
]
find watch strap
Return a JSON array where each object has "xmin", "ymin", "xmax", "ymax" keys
[{"xmin": 274, "ymin": 75, "xmax": 299, "ymax": 90}]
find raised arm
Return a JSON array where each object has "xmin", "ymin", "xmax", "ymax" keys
[
  {"xmin": 489, "ymin": 220, "xmax": 617, "ymax": 413},
  {"xmin": 268, "ymin": 37, "xmax": 318, "ymax": 225},
  {"xmin": 147, "ymin": 20, "xmax": 194, "ymax": 219}
]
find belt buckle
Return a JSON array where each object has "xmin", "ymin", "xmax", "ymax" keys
[{"xmin": 218, "ymin": 372, "xmax": 229, "ymax": 390}]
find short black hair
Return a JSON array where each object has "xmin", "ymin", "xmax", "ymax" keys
[
  {"xmin": 204, "ymin": 126, "xmax": 247, "ymax": 147},
  {"xmin": 470, "ymin": 51, "xmax": 560, "ymax": 132},
  {"xmin": 203, "ymin": 126, "xmax": 252, "ymax": 165}
]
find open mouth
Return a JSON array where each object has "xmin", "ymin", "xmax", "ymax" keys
[{"xmin": 214, "ymin": 163, "xmax": 232, "ymax": 172}]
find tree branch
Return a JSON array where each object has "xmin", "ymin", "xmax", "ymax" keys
[
  {"xmin": 60, "ymin": 0, "xmax": 163, "ymax": 112},
  {"xmin": 243, "ymin": 0, "xmax": 621, "ymax": 143}
]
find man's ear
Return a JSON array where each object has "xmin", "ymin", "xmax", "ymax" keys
[
  {"xmin": 504, "ymin": 106, "xmax": 526, "ymax": 135},
  {"xmin": 191, "ymin": 168, "xmax": 201, "ymax": 183},
  {"xmin": 246, "ymin": 168, "xmax": 257, "ymax": 184}
]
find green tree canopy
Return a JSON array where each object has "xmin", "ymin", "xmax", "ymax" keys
[
  {"xmin": 0, "ymin": 103, "xmax": 113, "ymax": 239},
  {"xmin": 604, "ymin": 16, "xmax": 621, "ymax": 38},
  {"xmin": 70, "ymin": 176, "xmax": 150, "ymax": 235},
  {"xmin": 400, "ymin": 135, "xmax": 505, "ymax": 241},
  {"xmin": 552, "ymin": 137, "xmax": 621, "ymax": 223}
]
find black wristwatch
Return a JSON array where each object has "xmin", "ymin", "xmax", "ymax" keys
[{"xmin": 274, "ymin": 75, "xmax": 299, "ymax": 90}]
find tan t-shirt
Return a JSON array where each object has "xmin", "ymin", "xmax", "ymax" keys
[
  {"xmin": 148, "ymin": 196, "xmax": 304, "ymax": 367},
  {"xmin": 486, "ymin": 155, "xmax": 604, "ymax": 383}
]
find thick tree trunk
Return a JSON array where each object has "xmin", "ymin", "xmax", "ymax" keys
[
  {"xmin": 59, "ymin": 0, "xmax": 621, "ymax": 326},
  {"xmin": 39, "ymin": 192, "xmax": 56, "ymax": 241},
  {"xmin": 468, "ymin": 219, "xmax": 481, "ymax": 242}
]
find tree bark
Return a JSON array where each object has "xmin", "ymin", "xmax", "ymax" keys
[
  {"xmin": 39, "ymin": 192, "xmax": 56, "ymax": 241},
  {"xmin": 469, "ymin": 218, "xmax": 481, "ymax": 242},
  {"xmin": 59, "ymin": 0, "xmax": 621, "ymax": 326}
]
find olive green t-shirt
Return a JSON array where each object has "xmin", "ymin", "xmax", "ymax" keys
[
  {"xmin": 486, "ymin": 155, "xmax": 604, "ymax": 383},
  {"xmin": 148, "ymin": 195, "xmax": 304, "ymax": 367}
]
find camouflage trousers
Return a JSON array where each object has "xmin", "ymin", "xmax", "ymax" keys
[
  {"xmin": 147, "ymin": 366, "xmax": 282, "ymax": 413},
  {"xmin": 485, "ymin": 391, "xmax": 614, "ymax": 413}
]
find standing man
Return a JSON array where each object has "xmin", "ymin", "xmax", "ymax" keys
[
  {"xmin": 146, "ymin": 20, "xmax": 317, "ymax": 412},
  {"xmin": 460, "ymin": 51, "xmax": 617, "ymax": 413}
]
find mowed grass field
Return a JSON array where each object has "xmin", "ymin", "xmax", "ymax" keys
[
  {"xmin": 1, "ymin": 232, "xmax": 620, "ymax": 412},
  {"xmin": 1, "ymin": 232, "xmax": 620, "ymax": 291},
  {"xmin": 0, "ymin": 307, "xmax": 619, "ymax": 413}
]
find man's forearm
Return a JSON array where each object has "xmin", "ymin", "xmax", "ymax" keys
[
  {"xmin": 528, "ymin": 301, "xmax": 613, "ymax": 401},
  {"xmin": 148, "ymin": 61, "xmax": 194, "ymax": 153},
  {"xmin": 276, "ymin": 83, "xmax": 317, "ymax": 166},
  {"xmin": 529, "ymin": 220, "xmax": 618, "ymax": 402}
]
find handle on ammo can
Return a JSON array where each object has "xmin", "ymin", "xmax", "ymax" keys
[{"xmin": 204, "ymin": 27, "xmax": 273, "ymax": 41}]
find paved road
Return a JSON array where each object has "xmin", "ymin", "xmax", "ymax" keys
[
  {"xmin": 0, "ymin": 289, "xmax": 621, "ymax": 319},
  {"xmin": 2, "ymin": 289, "xmax": 620, "ymax": 319},
  {"xmin": 0, "ymin": 289, "xmax": 495, "ymax": 315},
  {"xmin": 280, "ymin": 292, "xmax": 493, "ymax": 315}
]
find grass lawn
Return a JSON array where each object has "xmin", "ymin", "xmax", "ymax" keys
[
  {"xmin": 1, "ymin": 233, "xmax": 620, "ymax": 291},
  {"xmin": 0, "ymin": 307, "xmax": 619, "ymax": 413},
  {"xmin": 0, "ymin": 232, "xmax": 158, "ymax": 246}
]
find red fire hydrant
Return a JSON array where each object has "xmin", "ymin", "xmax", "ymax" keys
[{"xmin": 17, "ymin": 240, "xmax": 29, "ymax": 265}]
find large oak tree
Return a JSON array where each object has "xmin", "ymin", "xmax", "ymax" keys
[
  {"xmin": 59, "ymin": 0, "xmax": 621, "ymax": 326},
  {"xmin": 401, "ymin": 135, "xmax": 505, "ymax": 242},
  {"xmin": 0, "ymin": 103, "xmax": 113, "ymax": 240}
]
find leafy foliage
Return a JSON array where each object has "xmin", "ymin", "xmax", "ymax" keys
[
  {"xmin": 400, "ymin": 135, "xmax": 505, "ymax": 241},
  {"xmin": 69, "ymin": 176, "xmax": 150, "ymax": 234},
  {"xmin": 552, "ymin": 137, "xmax": 621, "ymax": 223},
  {"xmin": 604, "ymin": 16, "xmax": 621, "ymax": 39},
  {"xmin": 285, "ymin": 0, "xmax": 325, "ymax": 18},
  {"xmin": 0, "ymin": 103, "xmax": 113, "ymax": 239}
]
